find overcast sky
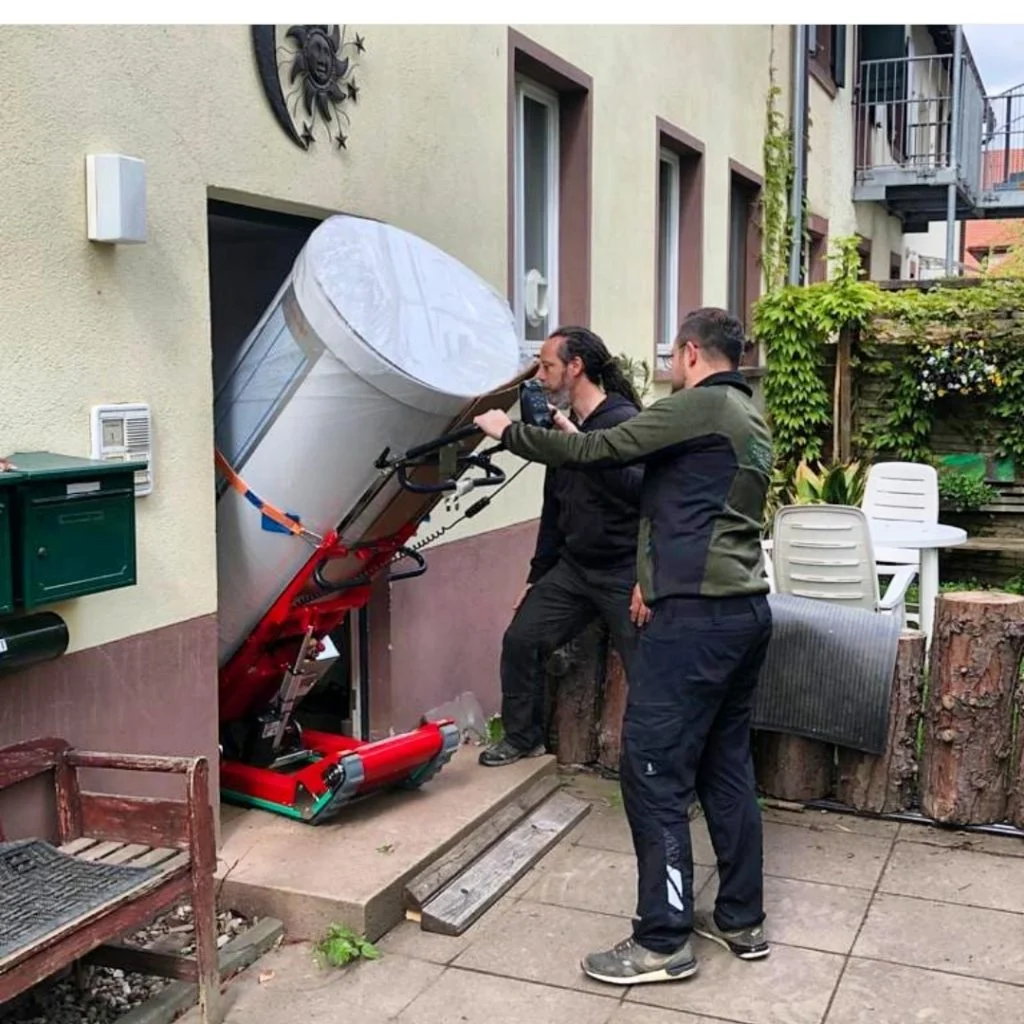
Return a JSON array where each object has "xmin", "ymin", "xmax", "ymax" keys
[{"xmin": 964, "ymin": 24, "xmax": 1024, "ymax": 95}]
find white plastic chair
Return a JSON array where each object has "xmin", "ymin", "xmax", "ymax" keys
[
  {"xmin": 772, "ymin": 505, "xmax": 915, "ymax": 622},
  {"xmin": 861, "ymin": 462, "xmax": 937, "ymax": 625},
  {"xmin": 761, "ymin": 539, "xmax": 776, "ymax": 593}
]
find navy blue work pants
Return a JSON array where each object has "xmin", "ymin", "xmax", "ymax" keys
[{"xmin": 621, "ymin": 594, "xmax": 772, "ymax": 953}]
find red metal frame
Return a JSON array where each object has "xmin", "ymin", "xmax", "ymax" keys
[
  {"xmin": 217, "ymin": 522, "xmax": 453, "ymax": 821},
  {"xmin": 218, "ymin": 525, "xmax": 415, "ymax": 723}
]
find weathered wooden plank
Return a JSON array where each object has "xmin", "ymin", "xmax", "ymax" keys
[
  {"xmin": 420, "ymin": 791, "xmax": 590, "ymax": 937},
  {"xmin": 102, "ymin": 843, "xmax": 152, "ymax": 865},
  {"xmin": 59, "ymin": 836, "xmax": 100, "ymax": 856},
  {"xmin": 404, "ymin": 773, "xmax": 560, "ymax": 911},
  {"xmin": 126, "ymin": 847, "xmax": 181, "ymax": 870},
  {"xmin": 67, "ymin": 751, "xmax": 197, "ymax": 774},
  {"xmin": 85, "ymin": 944, "xmax": 198, "ymax": 982},
  {"xmin": 0, "ymin": 738, "xmax": 69, "ymax": 790},
  {"xmin": 114, "ymin": 918, "xmax": 284, "ymax": 1024},
  {"xmin": 78, "ymin": 840, "xmax": 127, "ymax": 863},
  {"xmin": 79, "ymin": 793, "xmax": 189, "ymax": 849}
]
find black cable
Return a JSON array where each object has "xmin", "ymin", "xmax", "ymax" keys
[{"xmin": 396, "ymin": 458, "xmax": 534, "ymax": 559}]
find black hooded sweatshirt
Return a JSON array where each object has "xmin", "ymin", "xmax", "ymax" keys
[{"xmin": 526, "ymin": 391, "xmax": 643, "ymax": 584}]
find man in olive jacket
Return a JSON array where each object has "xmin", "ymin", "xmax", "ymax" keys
[{"xmin": 475, "ymin": 308, "xmax": 773, "ymax": 986}]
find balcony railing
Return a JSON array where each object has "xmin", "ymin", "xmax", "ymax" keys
[
  {"xmin": 854, "ymin": 52, "xmax": 986, "ymax": 194},
  {"xmin": 854, "ymin": 51, "xmax": 1024, "ymax": 218},
  {"xmin": 981, "ymin": 82, "xmax": 1024, "ymax": 198}
]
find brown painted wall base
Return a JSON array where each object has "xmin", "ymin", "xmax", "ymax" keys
[
  {"xmin": 383, "ymin": 520, "xmax": 538, "ymax": 737},
  {"xmin": 0, "ymin": 614, "xmax": 219, "ymax": 841}
]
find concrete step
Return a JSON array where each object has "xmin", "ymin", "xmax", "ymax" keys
[{"xmin": 214, "ymin": 746, "xmax": 556, "ymax": 943}]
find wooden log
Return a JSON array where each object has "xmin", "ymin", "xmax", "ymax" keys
[
  {"xmin": 920, "ymin": 592, "xmax": 1024, "ymax": 825},
  {"xmin": 753, "ymin": 732, "xmax": 834, "ymax": 802},
  {"xmin": 547, "ymin": 620, "xmax": 606, "ymax": 766},
  {"xmin": 403, "ymin": 773, "xmax": 560, "ymax": 911},
  {"xmin": 420, "ymin": 791, "xmax": 590, "ymax": 936},
  {"xmin": 597, "ymin": 649, "xmax": 629, "ymax": 773},
  {"xmin": 836, "ymin": 631, "xmax": 927, "ymax": 814}
]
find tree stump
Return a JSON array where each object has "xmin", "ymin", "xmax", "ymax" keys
[
  {"xmin": 597, "ymin": 649, "xmax": 628, "ymax": 773},
  {"xmin": 546, "ymin": 620, "xmax": 607, "ymax": 766},
  {"xmin": 836, "ymin": 630, "xmax": 926, "ymax": 814},
  {"xmin": 753, "ymin": 732, "xmax": 834, "ymax": 802},
  {"xmin": 920, "ymin": 592, "xmax": 1024, "ymax": 825}
]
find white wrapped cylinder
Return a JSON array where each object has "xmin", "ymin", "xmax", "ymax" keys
[{"xmin": 213, "ymin": 215, "xmax": 524, "ymax": 665}]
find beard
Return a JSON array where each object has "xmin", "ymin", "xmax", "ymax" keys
[{"xmin": 544, "ymin": 384, "xmax": 572, "ymax": 411}]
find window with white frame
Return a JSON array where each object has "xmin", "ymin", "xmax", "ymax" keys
[
  {"xmin": 514, "ymin": 78, "xmax": 560, "ymax": 352},
  {"xmin": 656, "ymin": 149, "xmax": 681, "ymax": 367}
]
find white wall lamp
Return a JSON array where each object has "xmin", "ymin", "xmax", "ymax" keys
[{"xmin": 85, "ymin": 153, "xmax": 147, "ymax": 245}]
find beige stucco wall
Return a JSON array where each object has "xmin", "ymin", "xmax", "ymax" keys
[
  {"xmin": 806, "ymin": 26, "xmax": 905, "ymax": 280},
  {"xmin": 428, "ymin": 23, "xmax": 792, "ymax": 551},
  {"xmin": 0, "ymin": 24, "xmax": 510, "ymax": 652}
]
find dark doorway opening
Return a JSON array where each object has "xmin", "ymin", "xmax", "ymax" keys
[{"xmin": 206, "ymin": 198, "xmax": 367, "ymax": 739}]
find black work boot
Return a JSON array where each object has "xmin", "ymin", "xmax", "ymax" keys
[{"xmin": 478, "ymin": 738, "xmax": 545, "ymax": 767}]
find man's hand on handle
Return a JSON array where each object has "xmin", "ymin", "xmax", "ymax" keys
[
  {"xmin": 474, "ymin": 409, "xmax": 513, "ymax": 440},
  {"xmin": 630, "ymin": 583, "xmax": 652, "ymax": 628}
]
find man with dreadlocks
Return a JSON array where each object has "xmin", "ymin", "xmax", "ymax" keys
[{"xmin": 478, "ymin": 325, "xmax": 647, "ymax": 769}]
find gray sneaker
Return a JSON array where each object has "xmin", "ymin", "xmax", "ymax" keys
[
  {"xmin": 581, "ymin": 935, "xmax": 697, "ymax": 986},
  {"xmin": 693, "ymin": 911, "xmax": 770, "ymax": 960},
  {"xmin": 478, "ymin": 738, "xmax": 545, "ymax": 767}
]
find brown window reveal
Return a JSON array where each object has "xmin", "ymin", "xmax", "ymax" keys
[
  {"xmin": 727, "ymin": 160, "xmax": 763, "ymax": 365},
  {"xmin": 857, "ymin": 234, "xmax": 873, "ymax": 281},
  {"xmin": 654, "ymin": 120, "xmax": 704, "ymax": 377},
  {"xmin": 508, "ymin": 31, "xmax": 592, "ymax": 347},
  {"xmin": 807, "ymin": 213, "xmax": 829, "ymax": 284}
]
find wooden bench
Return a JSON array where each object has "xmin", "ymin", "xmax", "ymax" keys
[{"xmin": 0, "ymin": 737, "xmax": 222, "ymax": 1023}]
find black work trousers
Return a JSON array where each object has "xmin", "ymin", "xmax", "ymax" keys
[
  {"xmin": 621, "ymin": 594, "xmax": 772, "ymax": 953},
  {"xmin": 500, "ymin": 557, "xmax": 637, "ymax": 752}
]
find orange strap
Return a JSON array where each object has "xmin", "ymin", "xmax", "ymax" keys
[{"xmin": 214, "ymin": 449, "xmax": 321, "ymax": 543}]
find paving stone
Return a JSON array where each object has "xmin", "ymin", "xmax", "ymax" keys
[
  {"xmin": 452, "ymin": 900, "xmax": 635, "ymax": 997},
  {"xmin": 854, "ymin": 892, "xmax": 1024, "ymax": 986},
  {"xmin": 699, "ymin": 874, "xmax": 871, "ymax": 955},
  {"xmin": 825, "ymin": 957, "xmax": 1024, "ymax": 1023},
  {"xmin": 896, "ymin": 821, "xmax": 1024, "ymax": 858},
  {"xmin": 521, "ymin": 843, "xmax": 714, "ymax": 919},
  {"xmin": 881, "ymin": 839, "xmax": 1024, "ymax": 913},
  {"xmin": 627, "ymin": 940, "xmax": 844, "ymax": 1024},
  {"xmin": 397, "ymin": 968, "xmax": 618, "ymax": 1024},
  {"xmin": 762, "ymin": 821, "xmax": 893, "ymax": 891}
]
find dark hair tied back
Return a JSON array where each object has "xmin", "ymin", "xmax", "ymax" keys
[{"xmin": 551, "ymin": 325, "xmax": 642, "ymax": 410}]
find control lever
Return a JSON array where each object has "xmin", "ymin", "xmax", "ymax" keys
[{"xmin": 374, "ymin": 379, "xmax": 554, "ymax": 497}]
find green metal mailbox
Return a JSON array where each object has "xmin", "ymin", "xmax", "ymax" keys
[
  {"xmin": 2, "ymin": 452, "xmax": 146, "ymax": 610},
  {"xmin": 0, "ymin": 471, "xmax": 22, "ymax": 616}
]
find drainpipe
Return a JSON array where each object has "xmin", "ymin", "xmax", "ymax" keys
[
  {"xmin": 788, "ymin": 25, "xmax": 809, "ymax": 286},
  {"xmin": 945, "ymin": 25, "xmax": 964, "ymax": 276}
]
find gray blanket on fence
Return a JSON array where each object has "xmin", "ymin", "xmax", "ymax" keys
[{"xmin": 752, "ymin": 594, "xmax": 902, "ymax": 755}]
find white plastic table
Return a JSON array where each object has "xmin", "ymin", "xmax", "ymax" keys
[{"xmin": 868, "ymin": 520, "xmax": 968, "ymax": 645}]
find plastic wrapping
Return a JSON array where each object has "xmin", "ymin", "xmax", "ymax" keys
[{"xmin": 214, "ymin": 215, "xmax": 525, "ymax": 665}]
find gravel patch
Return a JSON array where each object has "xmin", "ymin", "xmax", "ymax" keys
[{"xmin": 0, "ymin": 904, "xmax": 254, "ymax": 1024}]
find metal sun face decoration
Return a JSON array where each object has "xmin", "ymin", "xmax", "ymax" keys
[{"xmin": 252, "ymin": 24, "xmax": 366, "ymax": 152}]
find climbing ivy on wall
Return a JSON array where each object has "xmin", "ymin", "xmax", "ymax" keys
[
  {"xmin": 753, "ymin": 237, "xmax": 878, "ymax": 469},
  {"xmin": 859, "ymin": 279, "xmax": 1024, "ymax": 466},
  {"xmin": 760, "ymin": 56, "xmax": 793, "ymax": 296}
]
